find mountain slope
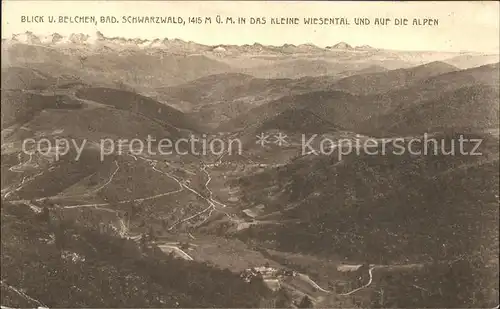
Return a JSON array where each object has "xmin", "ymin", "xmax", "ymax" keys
[
  {"xmin": 1, "ymin": 67, "xmax": 55, "ymax": 90},
  {"xmin": 82, "ymin": 53, "xmax": 232, "ymax": 86},
  {"xmin": 233, "ymin": 132, "xmax": 499, "ymax": 265},
  {"xmin": 158, "ymin": 73, "xmax": 293, "ymax": 108},
  {"xmin": 361, "ymin": 63, "xmax": 500, "ymax": 135},
  {"xmin": 75, "ymin": 87, "xmax": 200, "ymax": 132},
  {"xmin": 257, "ymin": 108, "xmax": 338, "ymax": 134},
  {"xmin": 160, "ymin": 72, "xmax": 372, "ymax": 127},
  {"xmin": 444, "ymin": 53, "xmax": 500, "ymax": 69},
  {"xmin": 221, "ymin": 62, "xmax": 499, "ymax": 134},
  {"xmin": 239, "ymin": 59, "xmax": 384, "ymax": 79},
  {"xmin": 331, "ymin": 61, "xmax": 459, "ymax": 95},
  {"xmin": 218, "ymin": 90, "xmax": 366, "ymax": 132},
  {"xmin": 374, "ymin": 84, "xmax": 499, "ymax": 135},
  {"xmin": 1, "ymin": 90, "xmax": 83, "ymax": 128},
  {"xmin": 3, "ymin": 43, "xmax": 233, "ymax": 88},
  {"xmin": 374, "ymin": 62, "xmax": 500, "ymax": 111}
]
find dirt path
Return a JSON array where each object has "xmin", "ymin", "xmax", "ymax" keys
[{"xmin": 0, "ymin": 280, "xmax": 46, "ymax": 308}]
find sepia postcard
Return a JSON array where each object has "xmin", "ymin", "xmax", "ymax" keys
[{"xmin": 1, "ymin": 1, "xmax": 499, "ymax": 308}]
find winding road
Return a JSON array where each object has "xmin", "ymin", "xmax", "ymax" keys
[
  {"xmin": 293, "ymin": 266, "xmax": 375, "ymax": 296},
  {"xmin": 337, "ymin": 266, "xmax": 375, "ymax": 296},
  {"xmin": 156, "ymin": 245, "xmax": 194, "ymax": 261}
]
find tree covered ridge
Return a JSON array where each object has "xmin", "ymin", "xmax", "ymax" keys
[{"xmin": 236, "ymin": 132, "xmax": 499, "ymax": 262}]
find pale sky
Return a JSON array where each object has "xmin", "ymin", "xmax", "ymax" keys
[{"xmin": 2, "ymin": 1, "xmax": 499, "ymax": 52}]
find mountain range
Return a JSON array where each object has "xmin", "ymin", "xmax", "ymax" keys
[{"xmin": 6, "ymin": 31, "xmax": 377, "ymax": 54}]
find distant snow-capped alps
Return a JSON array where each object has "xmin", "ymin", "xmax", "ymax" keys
[{"xmin": 4, "ymin": 31, "xmax": 376, "ymax": 54}]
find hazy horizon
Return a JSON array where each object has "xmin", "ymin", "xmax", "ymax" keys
[{"xmin": 2, "ymin": 1, "xmax": 499, "ymax": 53}]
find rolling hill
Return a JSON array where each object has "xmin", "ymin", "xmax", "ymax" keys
[
  {"xmin": 257, "ymin": 109, "xmax": 339, "ymax": 134},
  {"xmin": 238, "ymin": 59, "xmax": 389, "ymax": 80},
  {"xmin": 361, "ymin": 62, "xmax": 500, "ymax": 136},
  {"xmin": 444, "ymin": 53, "xmax": 500, "ymax": 69},
  {"xmin": 82, "ymin": 53, "xmax": 232, "ymax": 86},
  {"xmin": 373, "ymin": 62, "xmax": 499, "ymax": 110},
  {"xmin": 3, "ymin": 43, "xmax": 234, "ymax": 88},
  {"xmin": 1, "ymin": 90, "xmax": 83, "ymax": 129},
  {"xmin": 330, "ymin": 61, "xmax": 458, "ymax": 95},
  {"xmin": 372, "ymin": 84, "xmax": 499, "ymax": 135},
  {"xmin": 1, "ymin": 67, "xmax": 56, "ymax": 90},
  {"xmin": 218, "ymin": 90, "xmax": 366, "ymax": 132},
  {"xmin": 158, "ymin": 73, "xmax": 291, "ymax": 108},
  {"xmin": 158, "ymin": 71, "xmax": 379, "ymax": 127},
  {"xmin": 239, "ymin": 59, "xmax": 354, "ymax": 79},
  {"xmin": 219, "ymin": 62, "xmax": 500, "ymax": 134},
  {"xmin": 233, "ymin": 131, "xmax": 499, "ymax": 266},
  {"xmin": 75, "ymin": 87, "xmax": 200, "ymax": 132}
]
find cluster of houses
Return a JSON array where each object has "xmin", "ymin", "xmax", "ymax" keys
[
  {"xmin": 239, "ymin": 266, "xmax": 298, "ymax": 283},
  {"xmin": 240, "ymin": 266, "xmax": 299, "ymax": 291}
]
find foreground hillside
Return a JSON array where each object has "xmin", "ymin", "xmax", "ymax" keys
[{"xmin": 0, "ymin": 201, "xmax": 271, "ymax": 307}]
